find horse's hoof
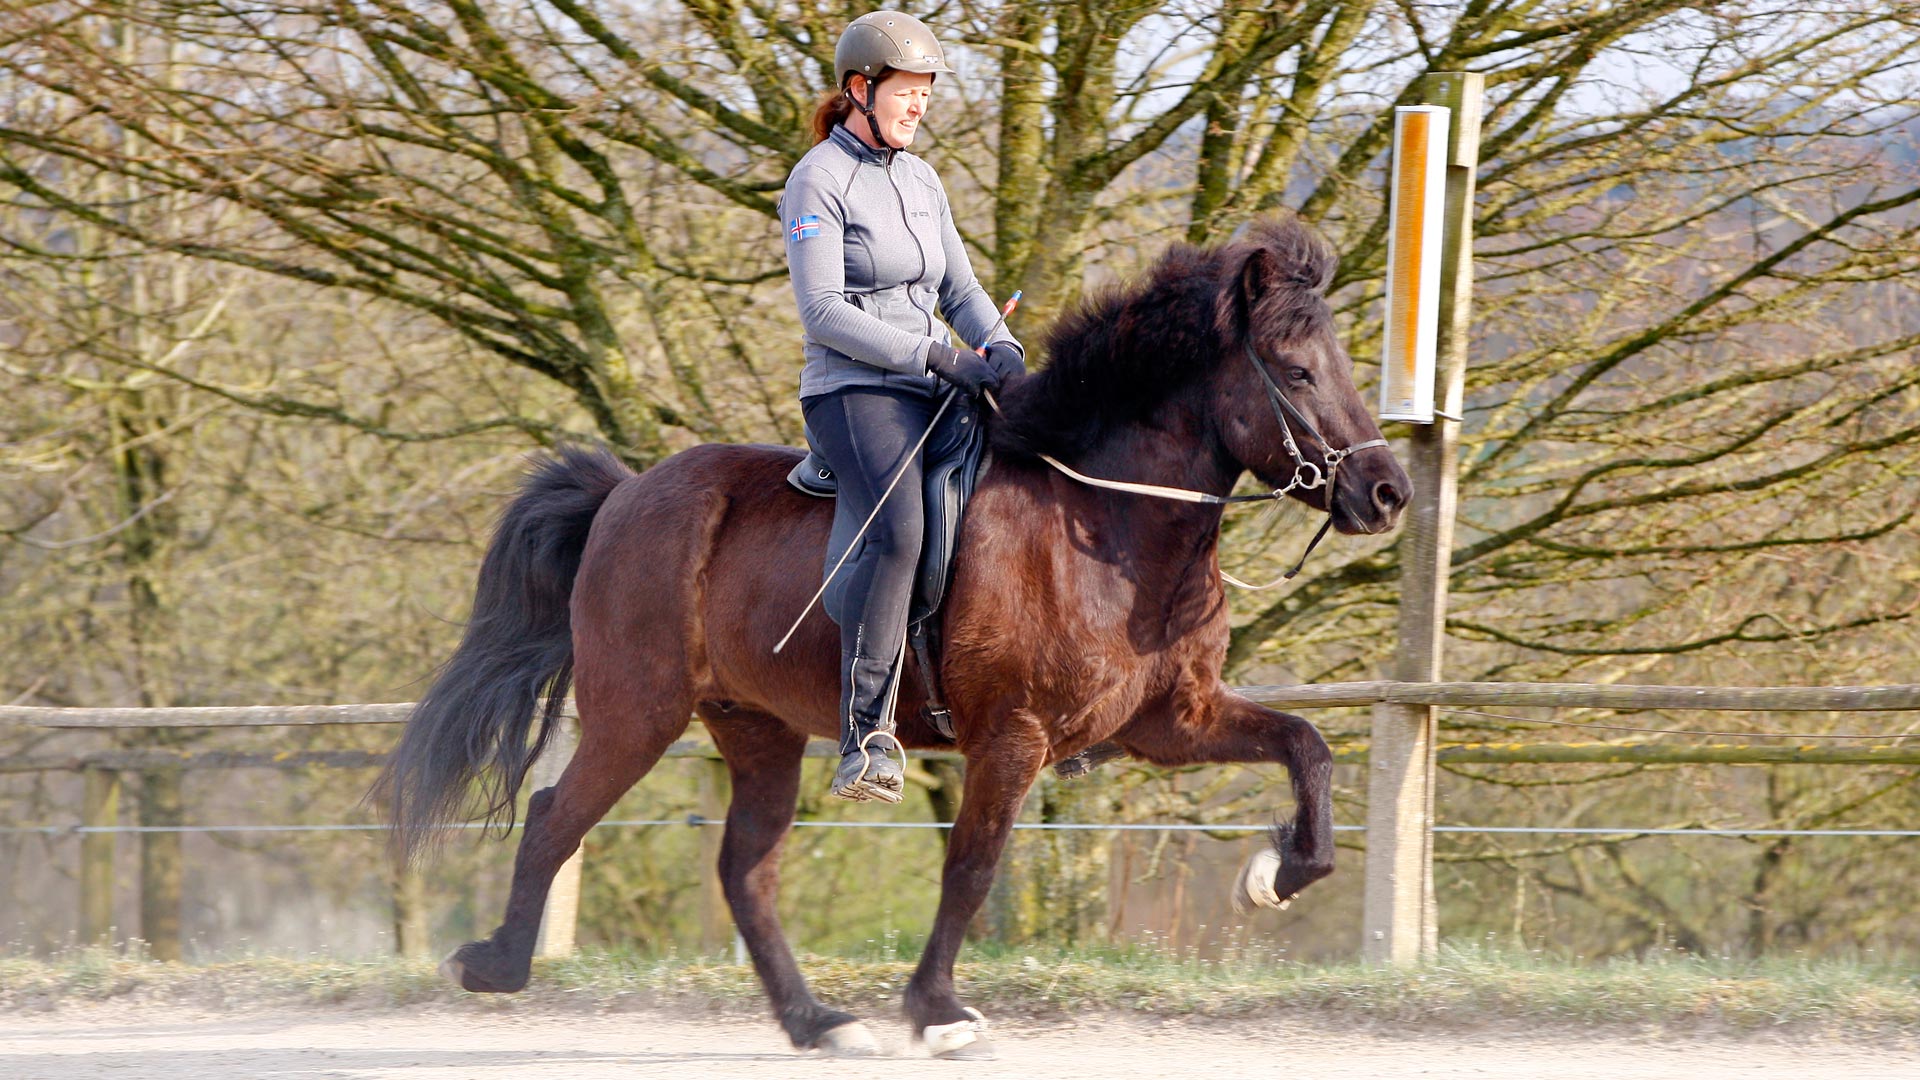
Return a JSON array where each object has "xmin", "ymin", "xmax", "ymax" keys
[
  {"xmin": 815, "ymin": 1021, "xmax": 883, "ymax": 1058},
  {"xmin": 439, "ymin": 954, "xmax": 506, "ymax": 993},
  {"xmin": 1053, "ymin": 755, "xmax": 1094, "ymax": 779},
  {"xmin": 1054, "ymin": 741, "xmax": 1125, "ymax": 780},
  {"xmin": 922, "ymin": 1007, "xmax": 993, "ymax": 1060},
  {"xmin": 439, "ymin": 945, "xmax": 527, "ymax": 993},
  {"xmin": 1231, "ymin": 847, "xmax": 1296, "ymax": 914},
  {"xmin": 933, "ymin": 1037, "xmax": 996, "ymax": 1061}
]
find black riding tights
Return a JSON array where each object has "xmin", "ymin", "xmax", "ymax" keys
[{"xmin": 802, "ymin": 386, "xmax": 933, "ymax": 667}]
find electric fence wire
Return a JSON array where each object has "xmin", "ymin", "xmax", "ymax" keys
[
  {"xmin": 1437, "ymin": 706, "xmax": 1920, "ymax": 741},
  {"xmin": 4, "ymin": 820, "xmax": 1917, "ymax": 838}
]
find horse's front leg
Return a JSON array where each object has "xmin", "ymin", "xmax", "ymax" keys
[
  {"xmin": 1122, "ymin": 690, "xmax": 1337, "ymax": 909},
  {"xmin": 904, "ymin": 731, "xmax": 1047, "ymax": 1059}
]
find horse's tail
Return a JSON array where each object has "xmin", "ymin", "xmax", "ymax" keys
[{"xmin": 373, "ymin": 445, "xmax": 632, "ymax": 866}]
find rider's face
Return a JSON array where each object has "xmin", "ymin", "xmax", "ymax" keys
[{"xmin": 851, "ymin": 70, "xmax": 933, "ymax": 149}]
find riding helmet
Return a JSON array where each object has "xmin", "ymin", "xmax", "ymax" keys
[{"xmin": 834, "ymin": 11, "xmax": 956, "ymax": 89}]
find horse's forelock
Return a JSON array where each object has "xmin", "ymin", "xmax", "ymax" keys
[
  {"xmin": 1266, "ymin": 215, "xmax": 1337, "ymax": 292},
  {"xmin": 1216, "ymin": 217, "xmax": 1337, "ymax": 346}
]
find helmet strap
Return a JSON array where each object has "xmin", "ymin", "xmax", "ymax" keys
[{"xmin": 846, "ymin": 74, "xmax": 895, "ymax": 151}]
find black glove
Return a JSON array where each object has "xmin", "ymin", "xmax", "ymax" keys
[
  {"xmin": 924, "ymin": 341, "xmax": 1003, "ymax": 398},
  {"xmin": 981, "ymin": 341, "xmax": 1026, "ymax": 383}
]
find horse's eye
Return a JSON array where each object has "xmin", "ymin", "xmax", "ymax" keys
[{"xmin": 1288, "ymin": 366, "xmax": 1313, "ymax": 383}]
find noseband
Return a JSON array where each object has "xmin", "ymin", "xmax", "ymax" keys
[{"xmin": 984, "ymin": 340, "xmax": 1392, "ymax": 586}]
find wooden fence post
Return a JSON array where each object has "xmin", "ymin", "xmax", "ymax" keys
[
  {"xmin": 392, "ymin": 867, "xmax": 430, "ymax": 958},
  {"xmin": 137, "ymin": 766, "xmax": 184, "ymax": 961},
  {"xmin": 532, "ymin": 716, "xmax": 582, "ymax": 958},
  {"xmin": 80, "ymin": 768, "xmax": 120, "ymax": 945},
  {"xmin": 1363, "ymin": 71, "xmax": 1483, "ymax": 966},
  {"xmin": 698, "ymin": 757, "xmax": 732, "ymax": 953}
]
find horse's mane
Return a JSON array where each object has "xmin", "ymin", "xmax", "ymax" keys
[{"xmin": 992, "ymin": 215, "xmax": 1335, "ymax": 458}]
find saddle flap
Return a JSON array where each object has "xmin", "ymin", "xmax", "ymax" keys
[{"xmin": 911, "ymin": 402, "xmax": 987, "ymax": 623}]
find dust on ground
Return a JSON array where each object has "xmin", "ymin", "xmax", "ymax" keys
[{"xmin": 2, "ymin": 1002, "xmax": 1914, "ymax": 1079}]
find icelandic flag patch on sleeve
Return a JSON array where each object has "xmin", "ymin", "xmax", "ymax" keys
[{"xmin": 788, "ymin": 214, "xmax": 821, "ymax": 241}]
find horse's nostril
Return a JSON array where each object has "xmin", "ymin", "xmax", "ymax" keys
[{"xmin": 1372, "ymin": 480, "xmax": 1406, "ymax": 514}]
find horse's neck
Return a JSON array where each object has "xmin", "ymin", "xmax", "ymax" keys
[
  {"xmin": 1075, "ymin": 397, "xmax": 1238, "ymax": 502},
  {"xmin": 1053, "ymin": 399, "xmax": 1238, "ymax": 595}
]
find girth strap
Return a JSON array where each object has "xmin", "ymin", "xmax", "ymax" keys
[{"xmin": 909, "ymin": 620, "xmax": 958, "ymax": 742}]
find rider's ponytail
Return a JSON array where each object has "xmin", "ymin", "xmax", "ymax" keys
[{"xmin": 809, "ymin": 86, "xmax": 854, "ymax": 144}]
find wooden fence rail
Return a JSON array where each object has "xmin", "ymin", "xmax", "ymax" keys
[
  {"xmin": 1241, "ymin": 682, "xmax": 1920, "ymax": 712},
  {"xmin": 8, "ymin": 680, "xmax": 1920, "ymax": 730},
  {"xmin": 10, "ymin": 738, "xmax": 1920, "ymax": 778},
  {"xmin": 6, "ymin": 679, "xmax": 1918, "ymax": 960}
]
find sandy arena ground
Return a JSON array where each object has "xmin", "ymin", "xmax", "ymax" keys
[{"xmin": 2, "ymin": 1003, "xmax": 1915, "ymax": 1079}]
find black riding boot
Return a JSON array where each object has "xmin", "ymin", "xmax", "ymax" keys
[{"xmin": 830, "ymin": 651, "xmax": 907, "ymax": 803}]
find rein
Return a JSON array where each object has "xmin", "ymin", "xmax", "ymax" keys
[{"xmin": 985, "ymin": 341, "xmax": 1390, "ymax": 588}]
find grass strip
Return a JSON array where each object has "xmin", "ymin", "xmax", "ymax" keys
[{"xmin": 4, "ymin": 944, "xmax": 1917, "ymax": 1036}]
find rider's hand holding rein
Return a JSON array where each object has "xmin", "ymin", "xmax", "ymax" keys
[
  {"xmin": 926, "ymin": 342, "xmax": 1002, "ymax": 398},
  {"xmin": 979, "ymin": 341, "xmax": 1026, "ymax": 386}
]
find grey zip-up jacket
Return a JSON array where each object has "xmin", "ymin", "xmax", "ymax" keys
[{"xmin": 781, "ymin": 123, "xmax": 1022, "ymax": 400}]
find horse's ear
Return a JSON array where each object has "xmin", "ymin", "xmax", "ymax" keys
[
  {"xmin": 1240, "ymin": 219, "xmax": 1337, "ymax": 303},
  {"xmin": 1239, "ymin": 248, "xmax": 1281, "ymax": 309}
]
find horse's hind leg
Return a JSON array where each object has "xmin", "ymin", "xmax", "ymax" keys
[
  {"xmin": 443, "ymin": 694, "xmax": 691, "ymax": 994},
  {"xmin": 705, "ymin": 713, "xmax": 879, "ymax": 1055}
]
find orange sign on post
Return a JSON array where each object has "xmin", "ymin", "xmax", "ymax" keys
[{"xmin": 1379, "ymin": 105, "xmax": 1450, "ymax": 424}]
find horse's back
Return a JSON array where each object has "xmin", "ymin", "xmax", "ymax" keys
[
  {"xmin": 569, "ymin": 442, "xmax": 839, "ymax": 725},
  {"xmin": 575, "ymin": 440, "xmax": 825, "ymax": 610}
]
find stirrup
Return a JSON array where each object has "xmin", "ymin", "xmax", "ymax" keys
[{"xmin": 830, "ymin": 729, "xmax": 906, "ymax": 804}]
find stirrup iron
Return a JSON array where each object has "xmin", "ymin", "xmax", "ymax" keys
[{"xmin": 831, "ymin": 728, "xmax": 906, "ymax": 804}]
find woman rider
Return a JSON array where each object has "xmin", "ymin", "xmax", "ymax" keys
[{"xmin": 780, "ymin": 11, "xmax": 1024, "ymax": 803}]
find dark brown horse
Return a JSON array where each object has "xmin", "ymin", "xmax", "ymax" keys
[{"xmin": 374, "ymin": 215, "xmax": 1409, "ymax": 1058}]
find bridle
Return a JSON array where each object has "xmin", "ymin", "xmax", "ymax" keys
[
  {"xmin": 988, "ymin": 340, "xmax": 1390, "ymax": 586},
  {"xmin": 1239, "ymin": 341, "xmax": 1390, "ymax": 501},
  {"xmin": 1230, "ymin": 340, "xmax": 1389, "ymax": 584}
]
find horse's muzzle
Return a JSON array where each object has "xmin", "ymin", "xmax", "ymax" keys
[{"xmin": 1332, "ymin": 459, "xmax": 1411, "ymax": 535}]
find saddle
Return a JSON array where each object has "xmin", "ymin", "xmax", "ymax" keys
[{"xmin": 786, "ymin": 394, "xmax": 987, "ymax": 741}]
